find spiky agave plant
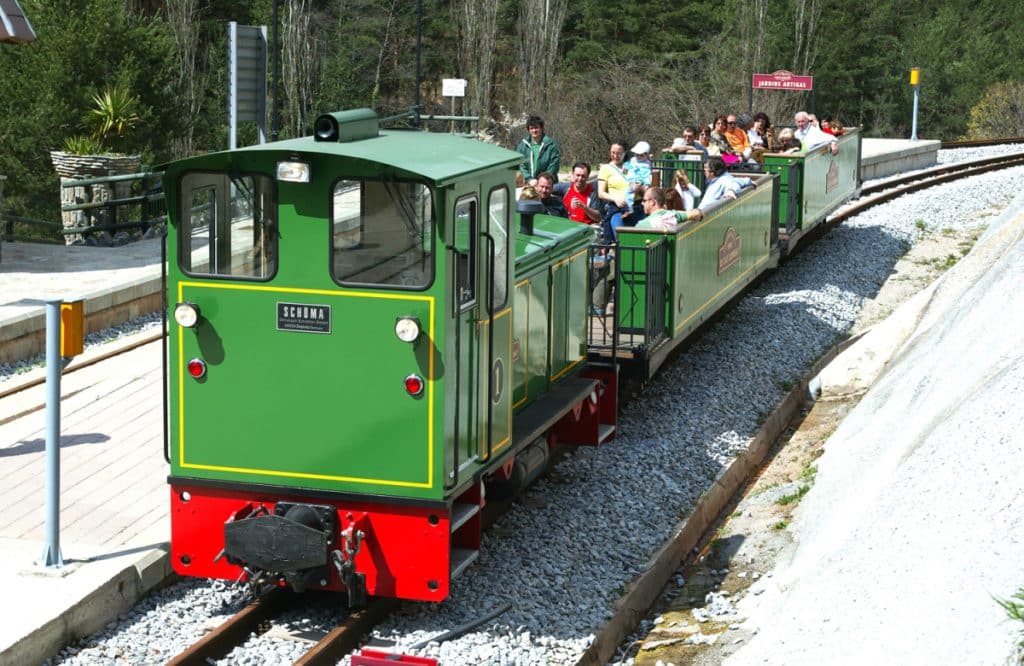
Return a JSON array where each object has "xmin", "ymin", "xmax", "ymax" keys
[{"xmin": 83, "ymin": 84, "xmax": 140, "ymax": 151}]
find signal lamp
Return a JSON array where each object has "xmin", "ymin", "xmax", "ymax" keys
[
  {"xmin": 174, "ymin": 302, "xmax": 201, "ymax": 328},
  {"xmin": 404, "ymin": 374, "xmax": 425, "ymax": 396},
  {"xmin": 187, "ymin": 358, "xmax": 207, "ymax": 379},
  {"xmin": 314, "ymin": 114, "xmax": 340, "ymax": 142},
  {"xmin": 276, "ymin": 161, "xmax": 311, "ymax": 183},
  {"xmin": 395, "ymin": 316, "xmax": 422, "ymax": 343}
]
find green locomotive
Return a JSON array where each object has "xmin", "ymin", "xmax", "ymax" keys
[{"xmin": 165, "ymin": 109, "xmax": 614, "ymax": 604}]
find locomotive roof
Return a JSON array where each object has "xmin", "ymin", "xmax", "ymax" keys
[{"xmin": 226, "ymin": 129, "xmax": 522, "ymax": 186}]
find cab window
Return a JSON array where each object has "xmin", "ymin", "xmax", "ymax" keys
[
  {"xmin": 487, "ymin": 186, "xmax": 509, "ymax": 311},
  {"xmin": 453, "ymin": 196, "xmax": 476, "ymax": 310},
  {"xmin": 331, "ymin": 179, "xmax": 434, "ymax": 289},
  {"xmin": 179, "ymin": 172, "xmax": 277, "ymax": 279}
]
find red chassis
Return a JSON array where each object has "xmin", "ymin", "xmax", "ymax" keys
[{"xmin": 170, "ymin": 483, "xmax": 477, "ymax": 602}]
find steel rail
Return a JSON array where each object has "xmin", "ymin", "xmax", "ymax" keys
[
  {"xmin": 166, "ymin": 587, "xmax": 293, "ymax": 666},
  {"xmin": 836, "ymin": 153, "xmax": 1024, "ymax": 223}
]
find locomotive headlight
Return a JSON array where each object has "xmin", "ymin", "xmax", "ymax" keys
[
  {"xmin": 395, "ymin": 316, "xmax": 421, "ymax": 343},
  {"xmin": 276, "ymin": 160, "xmax": 311, "ymax": 183},
  {"xmin": 174, "ymin": 302, "xmax": 201, "ymax": 328}
]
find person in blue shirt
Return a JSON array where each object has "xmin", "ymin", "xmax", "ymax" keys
[{"xmin": 699, "ymin": 156, "xmax": 756, "ymax": 212}]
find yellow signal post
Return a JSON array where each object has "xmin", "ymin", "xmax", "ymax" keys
[
  {"xmin": 910, "ymin": 67, "xmax": 921, "ymax": 141},
  {"xmin": 60, "ymin": 299, "xmax": 84, "ymax": 357}
]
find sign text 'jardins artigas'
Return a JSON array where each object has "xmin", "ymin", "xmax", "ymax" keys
[{"xmin": 752, "ymin": 70, "xmax": 814, "ymax": 91}]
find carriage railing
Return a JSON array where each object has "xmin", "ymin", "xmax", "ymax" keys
[
  {"xmin": 652, "ymin": 152, "xmax": 706, "ymax": 191},
  {"xmin": 587, "ymin": 239, "xmax": 668, "ymax": 357}
]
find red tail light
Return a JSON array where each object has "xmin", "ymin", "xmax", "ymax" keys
[
  {"xmin": 187, "ymin": 358, "xmax": 207, "ymax": 379},
  {"xmin": 404, "ymin": 374, "xmax": 424, "ymax": 396}
]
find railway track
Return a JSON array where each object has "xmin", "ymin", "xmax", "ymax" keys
[
  {"xmin": 164, "ymin": 587, "xmax": 515, "ymax": 665},
  {"xmin": 166, "ymin": 588, "xmax": 397, "ymax": 666}
]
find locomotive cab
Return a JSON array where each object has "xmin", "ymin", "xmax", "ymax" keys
[{"xmin": 164, "ymin": 110, "xmax": 526, "ymax": 602}]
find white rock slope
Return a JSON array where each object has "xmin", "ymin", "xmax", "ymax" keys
[{"xmin": 729, "ymin": 194, "xmax": 1024, "ymax": 664}]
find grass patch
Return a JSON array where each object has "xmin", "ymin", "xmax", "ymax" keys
[
  {"xmin": 777, "ymin": 484, "xmax": 810, "ymax": 506},
  {"xmin": 914, "ymin": 219, "xmax": 928, "ymax": 232},
  {"xmin": 994, "ymin": 588, "xmax": 1024, "ymax": 647},
  {"xmin": 799, "ymin": 464, "xmax": 818, "ymax": 482},
  {"xmin": 750, "ymin": 481, "xmax": 779, "ymax": 497},
  {"xmin": 772, "ymin": 519, "xmax": 789, "ymax": 530}
]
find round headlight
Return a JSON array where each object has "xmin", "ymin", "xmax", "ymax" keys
[
  {"xmin": 395, "ymin": 317, "xmax": 421, "ymax": 343},
  {"xmin": 174, "ymin": 302, "xmax": 201, "ymax": 328}
]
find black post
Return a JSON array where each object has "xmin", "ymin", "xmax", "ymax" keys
[
  {"xmin": 414, "ymin": 0, "xmax": 422, "ymax": 128},
  {"xmin": 271, "ymin": 0, "xmax": 280, "ymax": 140}
]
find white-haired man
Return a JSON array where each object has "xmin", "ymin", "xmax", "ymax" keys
[{"xmin": 794, "ymin": 111, "xmax": 839, "ymax": 155}]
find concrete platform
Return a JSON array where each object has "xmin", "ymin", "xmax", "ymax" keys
[
  {"xmin": 0, "ymin": 339, "xmax": 172, "ymax": 665},
  {"xmin": 0, "ymin": 238, "xmax": 163, "ymax": 365},
  {"xmin": 860, "ymin": 137, "xmax": 940, "ymax": 180}
]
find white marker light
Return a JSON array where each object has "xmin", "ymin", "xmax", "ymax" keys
[
  {"xmin": 395, "ymin": 317, "xmax": 421, "ymax": 343},
  {"xmin": 276, "ymin": 161, "xmax": 311, "ymax": 183},
  {"xmin": 174, "ymin": 302, "xmax": 201, "ymax": 328}
]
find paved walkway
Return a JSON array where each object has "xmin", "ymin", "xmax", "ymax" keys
[{"xmin": 0, "ymin": 337, "xmax": 171, "ymax": 665}]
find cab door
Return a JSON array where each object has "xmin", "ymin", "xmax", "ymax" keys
[
  {"xmin": 451, "ymin": 195, "xmax": 480, "ymax": 483},
  {"xmin": 479, "ymin": 186, "xmax": 512, "ymax": 460}
]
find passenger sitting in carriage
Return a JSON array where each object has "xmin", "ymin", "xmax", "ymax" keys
[
  {"xmin": 636, "ymin": 186, "xmax": 702, "ymax": 231},
  {"xmin": 700, "ymin": 156, "xmax": 756, "ymax": 211}
]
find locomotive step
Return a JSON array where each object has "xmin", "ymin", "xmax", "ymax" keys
[
  {"xmin": 450, "ymin": 502, "xmax": 480, "ymax": 534},
  {"xmin": 597, "ymin": 424, "xmax": 616, "ymax": 444},
  {"xmin": 450, "ymin": 548, "xmax": 479, "ymax": 579}
]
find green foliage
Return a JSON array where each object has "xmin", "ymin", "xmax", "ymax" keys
[
  {"xmin": 0, "ymin": 0, "xmax": 179, "ymax": 221},
  {"xmin": 994, "ymin": 588, "xmax": 1024, "ymax": 647},
  {"xmin": 83, "ymin": 85, "xmax": 141, "ymax": 148},
  {"xmin": 965, "ymin": 81, "xmax": 1024, "ymax": 139},
  {"xmin": 61, "ymin": 135, "xmax": 106, "ymax": 156},
  {"xmin": 777, "ymin": 485, "xmax": 810, "ymax": 506}
]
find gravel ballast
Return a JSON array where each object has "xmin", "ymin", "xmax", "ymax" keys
[{"xmin": 44, "ymin": 146, "xmax": 1024, "ymax": 665}]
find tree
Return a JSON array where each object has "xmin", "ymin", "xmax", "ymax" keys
[
  {"xmin": 965, "ymin": 81, "xmax": 1024, "ymax": 139},
  {"xmin": 0, "ymin": 0, "xmax": 178, "ymax": 223},
  {"xmin": 516, "ymin": 0, "xmax": 568, "ymax": 113},
  {"xmin": 454, "ymin": 0, "xmax": 500, "ymax": 128}
]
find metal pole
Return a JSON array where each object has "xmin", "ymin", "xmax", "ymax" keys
[
  {"xmin": 228, "ymin": 22, "xmax": 238, "ymax": 150},
  {"xmin": 911, "ymin": 86, "xmax": 920, "ymax": 141},
  {"xmin": 41, "ymin": 300, "xmax": 64, "ymax": 568},
  {"xmin": 414, "ymin": 0, "xmax": 422, "ymax": 128}
]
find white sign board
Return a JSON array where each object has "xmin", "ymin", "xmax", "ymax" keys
[{"xmin": 442, "ymin": 78, "xmax": 468, "ymax": 97}]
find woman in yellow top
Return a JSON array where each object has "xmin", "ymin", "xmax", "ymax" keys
[{"xmin": 597, "ymin": 141, "xmax": 631, "ymax": 242}]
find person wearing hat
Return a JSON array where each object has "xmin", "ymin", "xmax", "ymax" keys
[{"xmin": 626, "ymin": 140, "xmax": 653, "ymax": 224}]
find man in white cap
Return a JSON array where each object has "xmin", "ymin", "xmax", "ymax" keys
[{"xmin": 626, "ymin": 140, "xmax": 653, "ymax": 224}]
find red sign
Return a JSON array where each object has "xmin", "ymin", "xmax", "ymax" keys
[{"xmin": 752, "ymin": 70, "xmax": 814, "ymax": 91}]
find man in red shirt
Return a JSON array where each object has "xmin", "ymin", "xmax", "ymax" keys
[{"xmin": 554, "ymin": 161, "xmax": 601, "ymax": 224}]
